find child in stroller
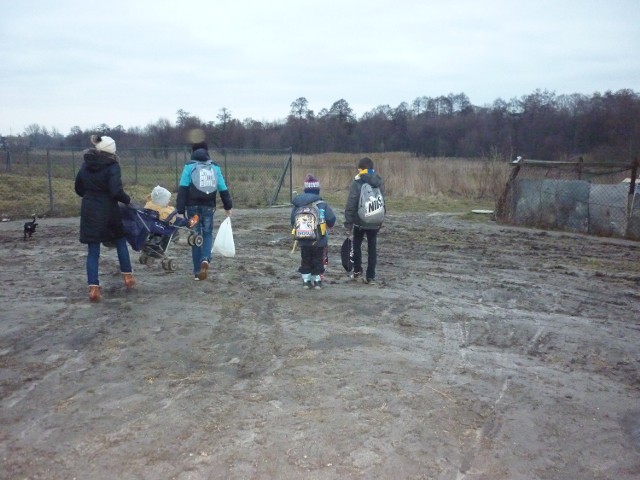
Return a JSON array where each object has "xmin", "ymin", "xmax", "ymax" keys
[
  {"xmin": 144, "ymin": 186, "xmax": 192, "ymax": 226},
  {"xmin": 120, "ymin": 186, "xmax": 202, "ymax": 272}
]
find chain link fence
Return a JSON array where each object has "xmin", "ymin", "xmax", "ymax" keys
[
  {"xmin": 496, "ymin": 157, "xmax": 640, "ymax": 240},
  {"xmin": 1, "ymin": 147, "xmax": 293, "ymax": 218}
]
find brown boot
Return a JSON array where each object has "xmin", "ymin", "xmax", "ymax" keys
[
  {"xmin": 89, "ymin": 285, "xmax": 101, "ymax": 302},
  {"xmin": 123, "ymin": 273, "xmax": 136, "ymax": 289},
  {"xmin": 198, "ymin": 260, "xmax": 209, "ymax": 281}
]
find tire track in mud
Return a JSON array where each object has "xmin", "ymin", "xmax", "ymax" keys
[
  {"xmin": 433, "ymin": 293, "xmax": 639, "ymax": 479},
  {"xmin": 429, "ymin": 304, "xmax": 502, "ymax": 479},
  {"xmin": 426, "ymin": 297, "xmax": 553, "ymax": 478},
  {"xmin": 0, "ymin": 294, "xmax": 115, "ymax": 405},
  {"xmin": 356, "ymin": 218, "xmax": 557, "ymax": 478},
  {"xmin": 1, "ymin": 296, "xmax": 158, "ymax": 480},
  {"xmin": 223, "ymin": 297, "xmax": 285, "ymax": 381},
  {"xmin": 170, "ymin": 292, "xmax": 317, "ymax": 475}
]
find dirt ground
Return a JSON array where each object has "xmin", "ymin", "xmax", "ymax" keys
[{"xmin": 1, "ymin": 208, "xmax": 639, "ymax": 480}]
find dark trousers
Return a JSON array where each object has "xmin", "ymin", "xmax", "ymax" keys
[
  {"xmin": 299, "ymin": 246, "xmax": 325, "ymax": 275},
  {"xmin": 353, "ymin": 226, "xmax": 378, "ymax": 279}
]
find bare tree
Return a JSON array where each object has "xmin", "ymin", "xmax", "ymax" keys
[
  {"xmin": 216, "ymin": 108, "xmax": 233, "ymax": 148},
  {"xmin": 289, "ymin": 97, "xmax": 310, "ymax": 119}
]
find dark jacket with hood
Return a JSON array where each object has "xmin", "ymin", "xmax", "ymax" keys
[
  {"xmin": 176, "ymin": 148, "xmax": 232, "ymax": 213},
  {"xmin": 74, "ymin": 149, "xmax": 131, "ymax": 243},
  {"xmin": 344, "ymin": 169, "xmax": 385, "ymax": 230},
  {"xmin": 290, "ymin": 193, "xmax": 336, "ymax": 248}
]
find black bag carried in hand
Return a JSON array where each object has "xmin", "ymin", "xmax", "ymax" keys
[{"xmin": 341, "ymin": 237, "xmax": 353, "ymax": 272}]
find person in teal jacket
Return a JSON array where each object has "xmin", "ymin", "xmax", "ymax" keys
[{"xmin": 176, "ymin": 142, "xmax": 232, "ymax": 280}]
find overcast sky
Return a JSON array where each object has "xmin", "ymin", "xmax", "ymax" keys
[{"xmin": 1, "ymin": 0, "xmax": 638, "ymax": 136}]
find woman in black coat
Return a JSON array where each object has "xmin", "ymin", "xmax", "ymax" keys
[{"xmin": 74, "ymin": 135, "xmax": 135, "ymax": 301}]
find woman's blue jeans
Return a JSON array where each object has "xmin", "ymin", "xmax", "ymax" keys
[
  {"xmin": 186, "ymin": 205, "xmax": 215, "ymax": 275},
  {"xmin": 87, "ymin": 237, "xmax": 132, "ymax": 285}
]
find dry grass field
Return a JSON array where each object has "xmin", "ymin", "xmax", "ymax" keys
[{"xmin": 292, "ymin": 152, "xmax": 508, "ymax": 202}]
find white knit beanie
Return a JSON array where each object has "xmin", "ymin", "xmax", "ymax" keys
[
  {"xmin": 151, "ymin": 186, "xmax": 171, "ymax": 207},
  {"xmin": 90, "ymin": 135, "xmax": 116, "ymax": 154}
]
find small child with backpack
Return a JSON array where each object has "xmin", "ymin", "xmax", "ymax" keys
[
  {"xmin": 291, "ymin": 174, "xmax": 336, "ymax": 289},
  {"xmin": 344, "ymin": 157, "xmax": 385, "ymax": 285}
]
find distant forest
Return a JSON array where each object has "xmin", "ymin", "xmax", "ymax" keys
[{"xmin": 3, "ymin": 89, "xmax": 639, "ymax": 161}]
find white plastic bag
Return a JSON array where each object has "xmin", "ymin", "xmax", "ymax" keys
[{"xmin": 212, "ymin": 217, "xmax": 235, "ymax": 257}]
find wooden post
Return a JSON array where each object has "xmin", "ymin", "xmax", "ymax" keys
[
  {"xmin": 626, "ymin": 157, "xmax": 638, "ymax": 239},
  {"xmin": 577, "ymin": 156, "xmax": 584, "ymax": 180},
  {"xmin": 494, "ymin": 162, "xmax": 521, "ymax": 223},
  {"xmin": 629, "ymin": 157, "xmax": 638, "ymax": 195}
]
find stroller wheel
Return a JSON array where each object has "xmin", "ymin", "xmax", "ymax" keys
[
  {"xmin": 139, "ymin": 253, "xmax": 148, "ymax": 265},
  {"xmin": 162, "ymin": 258, "xmax": 177, "ymax": 272},
  {"xmin": 194, "ymin": 234, "xmax": 203, "ymax": 247},
  {"xmin": 187, "ymin": 233, "xmax": 195, "ymax": 246}
]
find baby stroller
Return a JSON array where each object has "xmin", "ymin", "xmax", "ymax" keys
[{"xmin": 120, "ymin": 205, "xmax": 202, "ymax": 272}]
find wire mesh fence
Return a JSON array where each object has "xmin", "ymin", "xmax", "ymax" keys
[
  {"xmin": 1, "ymin": 147, "xmax": 293, "ymax": 218},
  {"xmin": 495, "ymin": 157, "xmax": 640, "ymax": 240}
]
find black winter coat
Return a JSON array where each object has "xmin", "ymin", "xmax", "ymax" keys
[{"xmin": 74, "ymin": 149, "xmax": 131, "ymax": 244}]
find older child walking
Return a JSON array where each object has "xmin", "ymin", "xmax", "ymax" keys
[
  {"xmin": 344, "ymin": 157, "xmax": 385, "ymax": 284},
  {"xmin": 176, "ymin": 142, "xmax": 233, "ymax": 280}
]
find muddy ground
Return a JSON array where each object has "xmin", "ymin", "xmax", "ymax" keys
[{"xmin": 1, "ymin": 208, "xmax": 639, "ymax": 480}]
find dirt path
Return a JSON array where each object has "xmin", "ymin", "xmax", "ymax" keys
[{"xmin": 1, "ymin": 209, "xmax": 639, "ymax": 479}]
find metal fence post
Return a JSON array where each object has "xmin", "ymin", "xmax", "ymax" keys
[
  {"xmin": 288, "ymin": 148, "xmax": 293, "ymax": 203},
  {"xmin": 46, "ymin": 148, "xmax": 54, "ymax": 214},
  {"xmin": 134, "ymin": 150, "xmax": 139, "ymax": 184},
  {"xmin": 270, "ymin": 148, "xmax": 293, "ymax": 206},
  {"xmin": 174, "ymin": 149, "xmax": 179, "ymax": 190}
]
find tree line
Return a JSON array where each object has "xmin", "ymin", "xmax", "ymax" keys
[{"xmin": 3, "ymin": 89, "xmax": 639, "ymax": 161}]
